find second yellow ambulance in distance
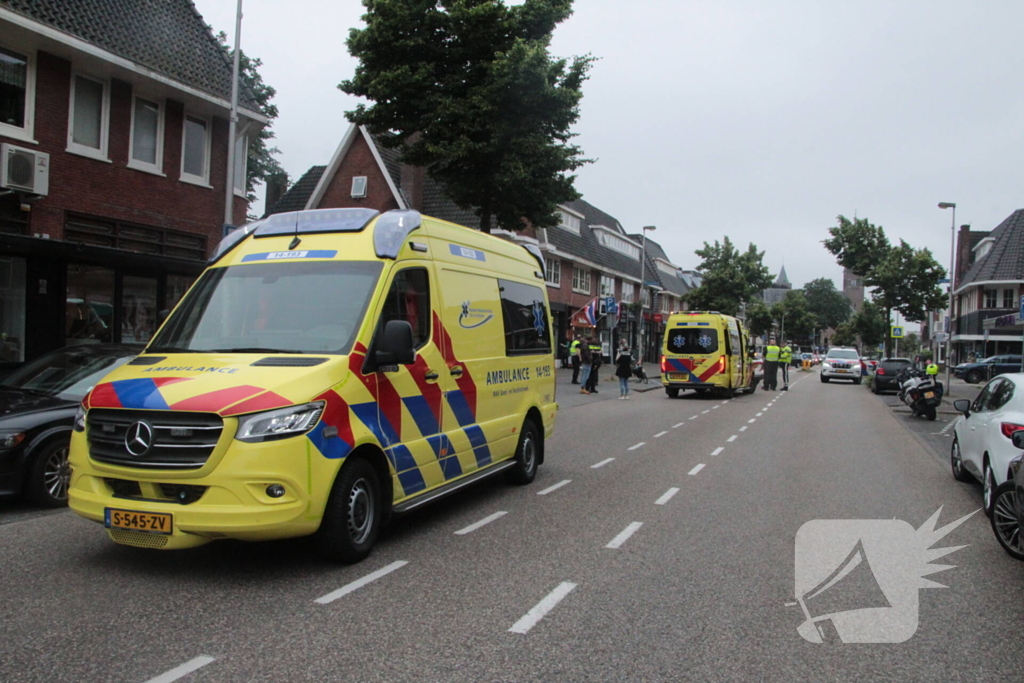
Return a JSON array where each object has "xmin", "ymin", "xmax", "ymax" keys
[
  {"xmin": 68, "ymin": 208, "xmax": 557, "ymax": 563},
  {"xmin": 661, "ymin": 311, "xmax": 755, "ymax": 398}
]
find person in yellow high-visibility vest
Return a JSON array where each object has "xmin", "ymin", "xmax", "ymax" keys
[
  {"xmin": 570, "ymin": 336, "xmax": 582, "ymax": 384},
  {"xmin": 780, "ymin": 341, "xmax": 793, "ymax": 390},
  {"xmin": 764, "ymin": 337, "xmax": 781, "ymax": 391}
]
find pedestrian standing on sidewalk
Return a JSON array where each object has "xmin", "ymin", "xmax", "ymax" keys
[
  {"xmin": 570, "ymin": 335, "xmax": 582, "ymax": 384},
  {"xmin": 585, "ymin": 336, "xmax": 603, "ymax": 394},
  {"xmin": 615, "ymin": 341, "xmax": 633, "ymax": 399},
  {"xmin": 579, "ymin": 337, "xmax": 592, "ymax": 394},
  {"xmin": 780, "ymin": 340, "xmax": 793, "ymax": 390},
  {"xmin": 764, "ymin": 337, "xmax": 781, "ymax": 391}
]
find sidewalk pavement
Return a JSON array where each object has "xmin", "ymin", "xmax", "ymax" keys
[{"xmin": 555, "ymin": 362, "xmax": 663, "ymax": 409}]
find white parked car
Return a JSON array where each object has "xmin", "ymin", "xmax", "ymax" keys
[
  {"xmin": 820, "ymin": 347, "xmax": 863, "ymax": 384},
  {"xmin": 951, "ymin": 373, "xmax": 1024, "ymax": 515}
]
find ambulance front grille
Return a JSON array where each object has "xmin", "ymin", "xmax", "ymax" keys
[{"xmin": 87, "ymin": 409, "xmax": 223, "ymax": 470}]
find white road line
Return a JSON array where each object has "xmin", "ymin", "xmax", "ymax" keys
[
  {"xmin": 722, "ymin": 400, "xmax": 731, "ymax": 404},
  {"xmin": 538, "ymin": 479, "xmax": 572, "ymax": 495},
  {"xmin": 711, "ymin": 447, "xmax": 724, "ymax": 457},
  {"xmin": 688, "ymin": 464, "xmax": 706, "ymax": 475},
  {"xmin": 654, "ymin": 431, "xmax": 668, "ymax": 438},
  {"xmin": 454, "ymin": 511, "xmax": 508, "ymax": 535},
  {"xmin": 315, "ymin": 561, "xmax": 409, "ymax": 604},
  {"xmin": 702, "ymin": 409, "xmax": 711, "ymax": 414},
  {"xmin": 606, "ymin": 521, "xmax": 644, "ymax": 549},
  {"xmin": 673, "ymin": 422, "xmax": 685, "ymax": 428},
  {"xmin": 655, "ymin": 487, "xmax": 680, "ymax": 505},
  {"xmin": 689, "ymin": 415, "xmax": 699, "ymax": 420},
  {"xmin": 711, "ymin": 405, "xmax": 720, "ymax": 410},
  {"xmin": 739, "ymin": 426, "xmax": 748, "ymax": 432},
  {"xmin": 591, "ymin": 458, "xmax": 615, "ymax": 469},
  {"xmin": 143, "ymin": 657, "xmax": 217, "ymax": 683},
  {"xmin": 727, "ymin": 435, "xmax": 737, "ymax": 442},
  {"xmin": 756, "ymin": 412, "xmax": 763, "ymax": 417},
  {"xmin": 509, "ymin": 582, "xmax": 578, "ymax": 635},
  {"xmin": 748, "ymin": 418, "xmax": 756, "ymax": 424},
  {"xmin": 628, "ymin": 442, "xmax": 646, "ymax": 451}
]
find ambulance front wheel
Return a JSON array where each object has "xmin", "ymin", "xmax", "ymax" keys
[
  {"xmin": 666, "ymin": 387, "xmax": 679, "ymax": 398},
  {"xmin": 314, "ymin": 457, "xmax": 382, "ymax": 564},
  {"xmin": 507, "ymin": 420, "xmax": 541, "ymax": 485}
]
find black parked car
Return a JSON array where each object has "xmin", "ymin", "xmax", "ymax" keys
[
  {"xmin": 871, "ymin": 357, "xmax": 913, "ymax": 394},
  {"xmin": 955, "ymin": 355, "xmax": 1023, "ymax": 384},
  {"xmin": 991, "ymin": 431, "xmax": 1024, "ymax": 560},
  {"xmin": 0, "ymin": 344, "xmax": 138, "ymax": 507}
]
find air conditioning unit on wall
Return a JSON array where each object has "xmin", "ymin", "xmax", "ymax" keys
[{"xmin": 1, "ymin": 143, "xmax": 49, "ymax": 196}]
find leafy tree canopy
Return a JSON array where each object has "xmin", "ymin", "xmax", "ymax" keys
[
  {"xmin": 772, "ymin": 290, "xmax": 817, "ymax": 342},
  {"xmin": 832, "ymin": 321, "xmax": 857, "ymax": 347},
  {"xmin": 822, "ymin": 215, "xmax": 890, "ymax": 277},
  {"xmin": 803, "ymin": 277, "xmax": 852, "ymax": 331},
  {"xmin": 745, "ymin": 303, "xmax": 774, "ymax": 338},
  {"xmin": 341, "ymin": 0, "xmax": 594, "ymax": 233},
  {"xmin": 848, "ymin": 300, "xmax": 888, "ymax": 351},
  {"xmin": 684, "ymin": 237, "xmax": 772, "ymax": 317}
]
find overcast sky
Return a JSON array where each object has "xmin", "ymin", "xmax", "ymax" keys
[{"xmin": 193, "ymin": 0, "xmax": 1024, "ymax": 296}]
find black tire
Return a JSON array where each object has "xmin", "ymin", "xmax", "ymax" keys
[
  {"xmin": 966, "ymin": 370, "xmax": 982, "ymax": 384},
  {"xmin": 854, "ymin": 377, "xmax": 862, "ymax": 385},
  {"xmin": 314, "ymin": 458, "xmax": 382, "ymax": 564},
  {"xmin": 666, "ymin": 387, "xmax": 679, "ymax": 398},
  {"xmin": 991, "ymin": 482, "xmax": 1024, "ymax": 561},
  {"xmin": 984, "ymin": 463, "xmax": 997, "ymax": 517},
  {"xmin": 872, "ymin": 381, "xmax": 880, "ymax": 395},
  {"xmin": 506, "ymin": 420, "xmax": 540, "ymax": 485},
  {"xmin": 820, "ymin": 375, "xmax": 829, "ymax": 383},
  {"xmin": 951, "ymin": 436, "xmax": 973, "ymax": 482},
  {"xmin": 926, "ymin": 405, "xmax": 937, "ymax": 421},
  {"xmin": 27, "ymin": 438, "xmax": 71, "ymax": 508}
]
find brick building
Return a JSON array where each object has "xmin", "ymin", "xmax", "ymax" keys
[{"xmin": 0, "ymin": 0, "xmax": 265, "ymax": 365}]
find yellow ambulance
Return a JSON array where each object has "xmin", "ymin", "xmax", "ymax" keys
[
  {"xmin": 661, "ymin": 311, "xmax": 755, "ymax": 398},
  {"xmin": 68, "ymin": 208, "xmax": 557, "ymax": 563}
]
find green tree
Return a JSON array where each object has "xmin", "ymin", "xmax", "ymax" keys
[
  {"xmin": 772, "ymin": 290, "xmax": 817, "ymax": 343},
  {"xmin": 341, "ymin": 0, "xmax": 594, "ymax": 233},
  {"xmin": 900, "ymin": 331, "xmax": 922, "ymax": 358},
  {"xmin": 822, "ymin": 215, "xmax": 890, "ymax": 277},
  {"xmin": 217, "ymin": 33, "xmax": 287, "ymax": 208},
  {"xmin": 684, "ymin": 237, "xmax": 773, "ymax": 316},
  {"xmin": 745, "ymin": 302, "xmax": 774, "ymax": 338},
  {"xmin": 803, "ymin": 278, "xmax": 852, "ymax": 331},
  {"xmin": 832, "ymin": 321, "xmax": 857, "ymax": 347},
  {"xmin": 849, "ymin": 300, "xmax": 888, "ymax": 351}
]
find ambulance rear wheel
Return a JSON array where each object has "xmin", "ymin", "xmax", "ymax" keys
[
  {"xmin": 315, "ymin": 458, "xmax": 381, "ymax": 564},
  {"xmin": 666, "ymin": 387, "xmax": 679, "ymax": 398},
  {"xmin": 507, "ymin": 420, "xmax": 540, "ymax": 485}
]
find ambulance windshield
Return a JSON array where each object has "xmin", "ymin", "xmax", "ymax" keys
[{"xmin": 149, "ymin": 260, "xmax": 383, "ymax": 354}]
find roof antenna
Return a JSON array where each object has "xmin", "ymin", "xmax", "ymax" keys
[{"xmin": 289, "ymin": 216, "xmax": 301, "ymax": 250}]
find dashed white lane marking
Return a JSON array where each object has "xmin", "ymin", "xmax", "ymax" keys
[
  {"xmin": 654, "ymin": 431, "xmax": 668, "ymax": 438},
  {"xmin": 748, "ymin": 418, "xmax": 757, "ymax": 424},
  {"xmin": 756, "ymin": 412, "xmax": 764, "ymax": 417},
  {"xmin": 673, "ymin": 422, "xmax": 685, "ymax": 429},
  {"xmin": 606, "ymin": 522, "xmax": 644, "ymax": 549},
  {"xmin": 727, "ymin": 435, "xmax": 737, "ymax": 442},
  {"xmin": 702, "ymin": 409, "xmax": 711, "ymax": 414},
  {"xmin": 722, "ymin": 400, "xmax": 731, "ymax": 404},
  {"xmin": 591, "ymin": 458, "xmax": 615, "ymax": 469},
  {"xmin": 934, "ymin": 420, "xmax": 956, "ymax": 436},
  {"xmin": 740, "ymin": 426, "xmax": 748, "ymax": 432},
  {"xmin": 689, "ymin": 415, "xmax": 699, "ymax": 420},
  {"xmin": 711, "ymin": 405, "xmax": 720, "ymax": 410},
  {"xmin": 143, "ymin": 657, "xmax": 217, "ymax": 683},
  {"xmin": 628, "ymin": 442, "xmax": 646, "ymax": 451},
  {"xmin": 315, "ymin": 561, "xmax": 409, "ymax": 605},
  {"xmin": 455, "ymin": 511, "xmax": 508, "ymax": 535},
  {"xmin": 711, "ymin": 447, "xmax": 724, "ymax": 457},
  {"xmin": 655, "ymin": 487, "xmax": 680, "ymax": 505},
  {"xmin": 538, "ymin": 480, "xmax": 572, "ymax": 495},
  {"xmin": 510, "ymin": 582, "xmax": 578, "ymax": 634},
  {"xmin": 688, "ymin": 464, "xmax": 706, "ymax": 475}
]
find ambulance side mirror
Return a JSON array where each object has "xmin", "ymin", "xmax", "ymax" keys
[{"xmin": 375, "ymin": 320, "xmax": 416, "ymax": 367}]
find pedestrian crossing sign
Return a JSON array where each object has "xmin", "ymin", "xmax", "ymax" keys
[{"xmin": 891, "ymin": 326, "xmax": 904, "ymax": 338}]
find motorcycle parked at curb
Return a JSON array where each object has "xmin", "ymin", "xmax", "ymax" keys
[{"xmin": 895, "ymin": 366, "xmax": 943, "ymax": 421}]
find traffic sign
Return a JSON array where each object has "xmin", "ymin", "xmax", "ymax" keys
[{"xmin": 891, "ymin": 326, "xmax": 904, "ymax": 338}]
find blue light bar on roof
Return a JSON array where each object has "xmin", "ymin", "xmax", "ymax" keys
[
  {"xmin": 254, "ymin": 208, "xmax": 380, "ymax": 238},
  {"xmin": 374, "ymin": 210, "xmax": 422, "ymax": 259}
]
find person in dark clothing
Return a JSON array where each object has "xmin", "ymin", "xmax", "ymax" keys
[
  {"xmin": 570, "ymin": 336, "xmax": 582, "ymax": 384},
  {"xmin": 615, "ymin": 341, "xmax": 633, "ymax": 399},
  {"xmin": 585, "ymin": 337, "xmax": 602, "ymax": 394},
  {"xmin": 579, "ymin": 338, "xmax": 593, "ymax": 394}
]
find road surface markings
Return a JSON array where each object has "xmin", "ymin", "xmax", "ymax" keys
[
  {"xmin": 509, "ymin": 582, "xmax": 578, "ymax": 634},
  {"xmin": 654, "ymin": 431, "xmax": 668, "ymax": 438},
  {"xmin": 740, "ymin": 426, "xmax": 748, "ymax": 432},
  {"xmin": 727, "ymin": 435, "xmax": 737, "ymax": 442},
  {"xmin": 655, "ymin": 487, "xmax": 680, "ymax": 505},
  {"xmin": 628, "ymin": 442, "xmax": 646, "ymax": 451},
  {"xmin": 455, "ymin": 511, "xmax": 508, "ymax": 535},
  {"xmin": 689, "ymin": 415, "xmax": 699, "ymax": 420},
  {"xmin": 702, "ymin": 409, "xmax": 711, "ymax": 414},
  {"xmin": 538, "ymin": 480, "xmax": 572, "ymax": 495},
  {"xmin": 711, "ymin": 447, "xmax": 724, "ymax": 457},
  {"xmin": 606, "ymin": 522, "xmax": 644, "ymax": 549},
  {"xmin": 591, "ymin": 458, "xmax": 615, "ymax": 469},
  {"xmin": 688, "ymin": 464, "xmax": 706, "ymax": 475},
  {"xmin": 143, "ymin": 657, "xmax": 216, "ymax": 683},
  {"xmin": 934, "ymin": 420, "xmax": 956, "ymax": 436},
  {"xmin": 748, "ymin": 418, "xmax": 757, "ymax": 424},
  {"xmin": 673, "ymin": 422, "xmax": 686, "ymax": 429},
  {"xmin": 315, "ymin": 561, "xmax": 409, "ymax": 604},
  {"xmin": 711, "ymin": 405, "xmax": 720, "ymax": 410},
  {"xmin": 722, "ymin": 400, "xmax": 731, "ymax": 404},
  {"xmin": 756, "ymin": 412, "xmax": 763, "ymax": 417}
]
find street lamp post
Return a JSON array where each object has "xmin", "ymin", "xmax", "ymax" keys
[
  {"xmin": 939, "ymin": 202, "xmax": 956, "ymax": 395},
  {"xmin": 638, "ymin": 225, "xmax": 656, "ymax": 363}
]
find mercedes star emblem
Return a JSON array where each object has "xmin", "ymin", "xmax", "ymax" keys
[{"xmin": 125, "ymin": 421, "xmax": 154, "ymax": 457}]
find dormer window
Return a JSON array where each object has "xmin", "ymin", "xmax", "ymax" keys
[
  {"xmin": 558, "ymin": 209, "xmax": 582, "ymax": 234},
  {"xmin": 593, "ymin": 226, "xmax": 640, "ymax": 259}
]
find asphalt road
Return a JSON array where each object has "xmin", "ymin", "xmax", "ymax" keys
[{"xmin": 2, "ymin": 370, "xmax": 1023, "ymax": 682}]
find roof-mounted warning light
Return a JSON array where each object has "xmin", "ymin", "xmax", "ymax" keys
[{"xmin": 374, "ymin": 209, "xmax": 422, "ymax": 259}]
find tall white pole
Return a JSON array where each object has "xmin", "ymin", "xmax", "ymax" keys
[
  {"xmin": 224, "ymin": 0, "xmax": 243, "ymax": 227},
  {"xmin": 638, "ymin": 230, "xmax": 647, "ymax": 364},
  {"xmin": 947, "ymin": 206, "xmax": 955, "ymax": 391}
]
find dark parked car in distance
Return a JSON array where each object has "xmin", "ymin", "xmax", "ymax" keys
[
  {"xmin": 0, "ymin": 344, "xmax": 138, "ymax": 507},
  {"xmin": 955, "ymin": 355, "xmax": 1023, "ymax": 384},
  {"xmin": 871, "ymin": 357, "xmax": 913, "ymax": 394}
]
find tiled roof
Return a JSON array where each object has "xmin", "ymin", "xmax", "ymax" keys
[
  {"xmin": 545, "ymin": 199, "xmax": 642, "ymax": 279},
  {"xmin": 1, "ymin": 0, "xmax": 257, "ymax": 108},
  {"xmin": 263, "ymin": 165, "xmax": 325, "ymax": 217},
  {"xmin": 421, "ymin": 177, "xmax": 482, "ymax": 230},
  {"xmin": 631, "ymin": 236, "xmax": 689, "ymax": 296},
  {"xmin": 958, "ymin": 209, "xmax": 1024, "ymax": 288}
]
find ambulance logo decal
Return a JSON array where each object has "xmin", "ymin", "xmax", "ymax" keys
[
  {"xmin": 458, "ymin": 301, "xmax": 494, "ymax": 329},
  {"xmin": 532, "ymin": 301, "xmax": 546, "ymax": 337}
]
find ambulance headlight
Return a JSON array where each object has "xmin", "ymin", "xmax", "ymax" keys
[
  {"xmin": 235, "ymin": 402, "xmax": 325, "ymax": 443},
  {"xmin": 74, "ymin": 405, "xmax": 87, "ymax": 433}
]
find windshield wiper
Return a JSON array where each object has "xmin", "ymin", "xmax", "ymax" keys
[{"xmin": 207, "ymin": 347, "xmax": 306, "ymax": 354}]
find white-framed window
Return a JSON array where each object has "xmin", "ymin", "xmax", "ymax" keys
[
  {"xmin": 572, "ymin": 266, "xmax": 591, "ymax": 294},
  {"xmin": 180, "ymin": 113, "xmax": 211, "ymax": 186},
  {"xmin": 558, "ymin": 209, "xmax": 582, "ymax": 234},
  {"xmin": 662, "ymin": 295, "xmax": 671, "ymax": 313},
  {"xmin": 621, "ymin": 282, "xmax": 635, "ymax": 304},
  {"xmin": 984, "ymin": 288, "xmax": 998, "ymax": 309},
  {"xmin": 1003, "ymin": 288, "xmax": 1015, "ymax": 309},
  {"xmin": 233, "ymin": 134, "xmax": 248, "ymax": 196},
  {"xmin": 128, "ymin": 94, "xmax": 164, "ymax": 174},
  {"xmin": 0, "ymin": 44, "xmax": 36, "ymax": 143},
  {"xmin": 600, "ymin": 275, "xmax": 615, "ymax": 297},
  {"xmin": 67, "ymin": 73, "xmax": 110, "ymax": 160},
  {"xmin": 351, "ymin": 175, "xmax": 367, "ymax": 198},
  {"xmin": 594, "ymin": 227, "xmax": 640, "ymax": 259},
  {"xmin": 544, "ymin": 258, "xmax": 560, "ymax": 287}
]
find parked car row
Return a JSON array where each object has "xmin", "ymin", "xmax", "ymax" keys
[{"xmin": 955, "ymin": 355, "xmax": 1024, "ymax": 384}]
